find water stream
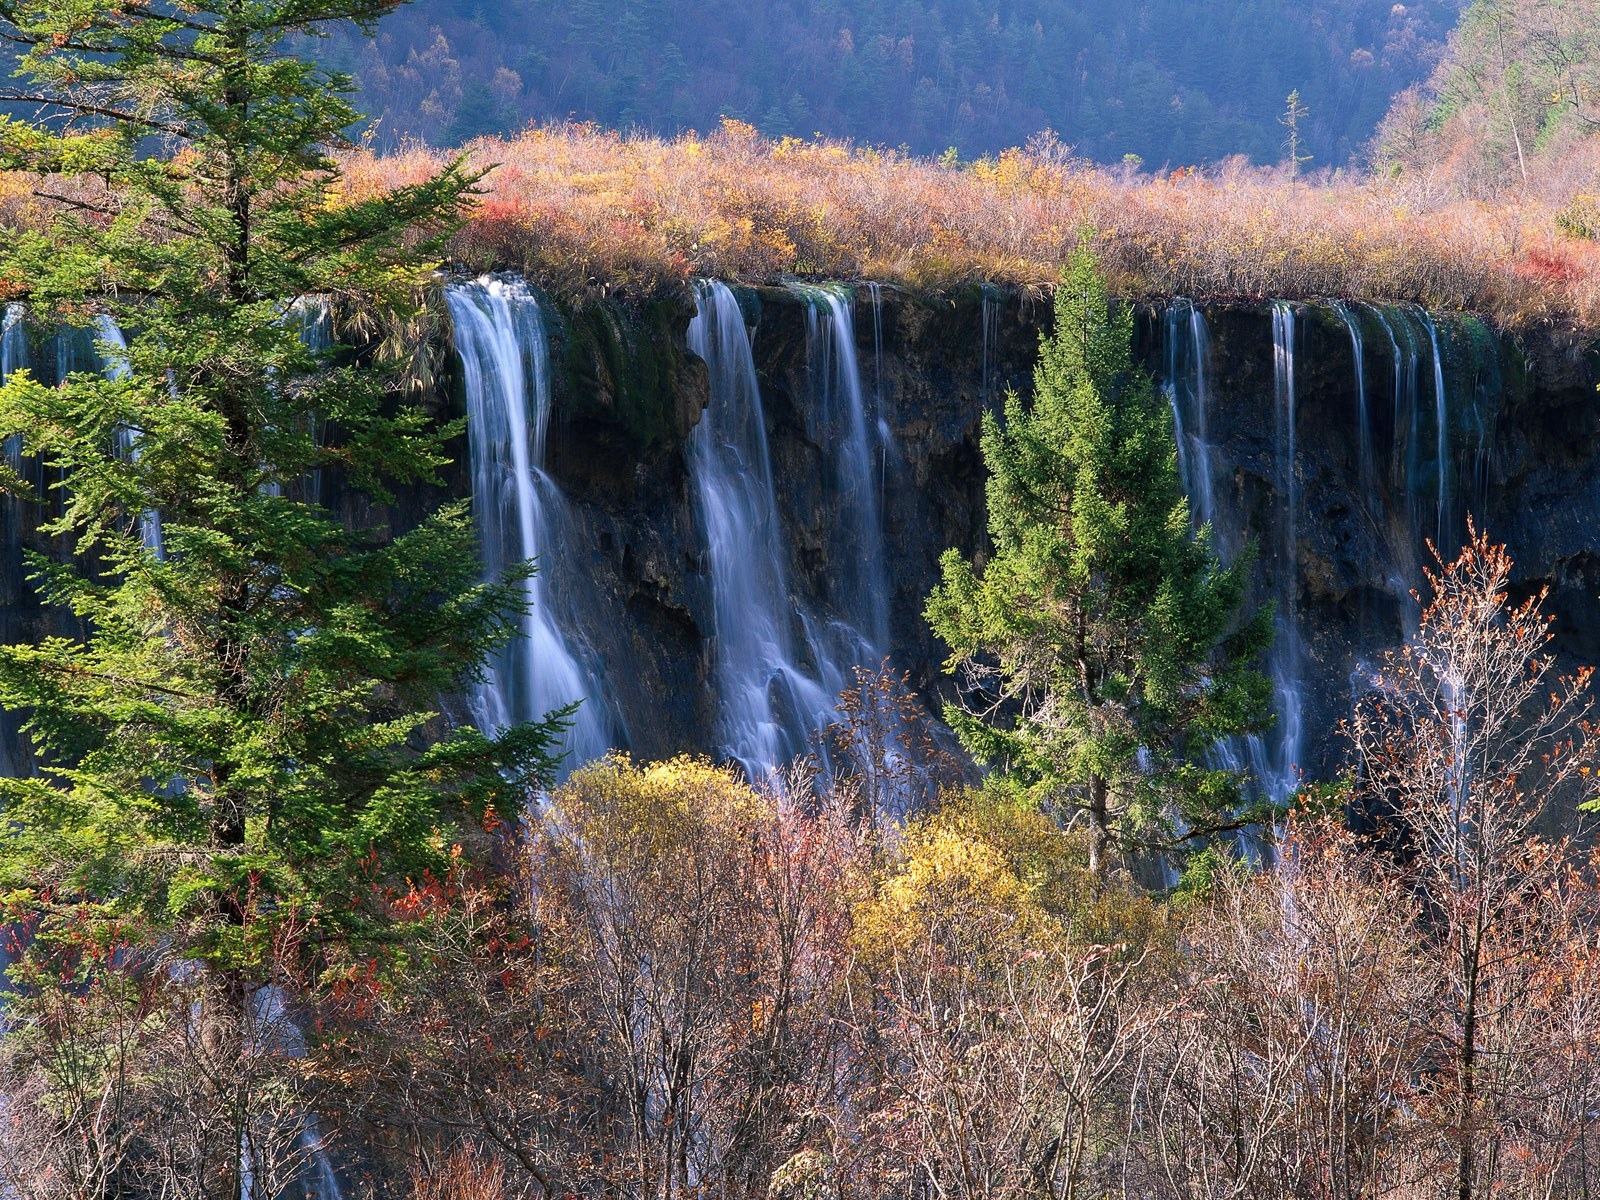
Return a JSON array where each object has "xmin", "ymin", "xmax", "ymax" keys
[
  {"xmin": 686, "ymin": 281, "xmax": 831, "ymax": 778},
  {"xmin": 799, "ymin": 285, "xmax": 892, "ymax": 653},
  {"xmin": 446, "ymin": 276, "xmax": 620, "ymax": 774}
]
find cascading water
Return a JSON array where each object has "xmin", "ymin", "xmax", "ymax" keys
[
  {"xmin": 1164, "ymin": 299, "xmax": 1308, "ymax": 832},
  {"xmin": 289, "ymin": 297, "xmax": 333, "ymax": 507},
  {"xmin": 867, "ymin": 283, "xmax": 894, "ymax": 515},
  {"xmin": 1199, "ymin": 299, "xmax": 1495, "ymax": 831},
  {"xmin": 1164, "ymin": 299, "xmax": 1218, "ymax": 535},
  {"xmin": 447, "ymin": 276, "xmax": 620, "ymax": 774},
  {"xmin": 1, "ymin": 306, "xmax": 24, "ymax": 469},
  {"xmin": 798, "ymin": 285, "xmax": 892, "ymax": 653},
  {"xmin": 1164, "ymin": 303, "xmax": 1192, "ymax": 494},
  {"xmin": 1420, "ymin": 310, "xmax": 1451, "ymax": 548},
  {"xmin": 92, "ymin": 318, "xmax": 165, "ymax": 558},
  {"xmin": 686, "ymin": 281, "xmax": 832, "ymax": 777},
  {"xmin": 1265, "ymin": 302, "xmax": 1306, "ymax": 805},
  {"xmin": 1369, "ymin": 304, "xmax": 1442, "ymax": 558},
  {"xmin": 980, "ymin": 286, "xmax": 1003, "ymax": 406},
  {"xmin": 1332, "ymin": 302, "xmax": 1376, "ymax": 506}
]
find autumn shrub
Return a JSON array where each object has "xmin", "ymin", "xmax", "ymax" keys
[
  {"xmin": 1147, "ymin": 818, "xmax": 1440, "ymax": 1200},
  {"xmin": 0, "ymin": 925, "xmax": 329, "ymax": 1200},
  {"xmin": 409, "ymin": 1148, "xmax": 513, "ymax": 1200},
  {"xmin": 841, "ymin": 784, "xmax": 1175, "ymax": 1200},
  {"xmin": 325, "ymin": 120, "xmax": 1600, "ymax": 328},
  {"xmin": 533, "ymin": 754, "xmax": 861, "ymax": 1199}
]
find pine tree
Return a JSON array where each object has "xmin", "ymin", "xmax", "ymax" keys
[
  {"xmin": 926, "ymin": 245, "xmax": 1275, "ymax": 878},
  {"xmin": 0, "ymin": 1, "xmax": 557, "ymax": 1189},
  {"xmin": 1281, "ymin": 88, "xmax": 1313, "ymax": 178}
]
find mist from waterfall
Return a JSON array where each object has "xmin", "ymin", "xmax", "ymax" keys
[{"xmin": 447, "ymin": 276, "xmax": 620, "ymax": 775}]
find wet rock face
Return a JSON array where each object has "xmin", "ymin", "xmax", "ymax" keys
[
  {"xmin": 0, "ymin": 286, "xmax": 1594, "ymax": 789},
  {"xmin": 522, "ymin": 286, "xmax": 1596, "ymax": 785}
]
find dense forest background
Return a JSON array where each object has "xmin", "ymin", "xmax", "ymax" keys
[{"xmin": 318, "ymin": 0, "xmax": 1464, "ymax": 168}]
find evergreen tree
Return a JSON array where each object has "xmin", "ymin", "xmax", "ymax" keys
[
  {"xmin": 1281, "ymin": 87, "xmax": 1313, "ymax": 177},
  {"xmin": 926, "ymin": 245, "xmax": 1275, "ymax": 878},
  {"xmin": 0, "ymin": 0, "xmax": 557, "ymax": 1189}
]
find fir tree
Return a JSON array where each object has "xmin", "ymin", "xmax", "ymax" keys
[
  {"xmin": 1281, "ymin": 88, "xmax": 1313, "ymax": 177},
  {"xmin": 0, "ymin": 1, "xmax": 558, "ymax": 1189},
  {"xmin": 926, "ymin": 245, "xmax": 1275, "ymax": 878}
]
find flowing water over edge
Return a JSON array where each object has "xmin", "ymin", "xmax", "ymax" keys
[{"xmin": 446, "ymin": 276, "xmax": 621, "ymax": 775}]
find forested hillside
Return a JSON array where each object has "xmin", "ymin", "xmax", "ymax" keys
[
  {"xmin": 321, "ymin": 0, "xmax": 1462, "ymax": 167},
  {"xmin": 1377, "ymin": 0, "xmax": 1600, "ymax": 210}
]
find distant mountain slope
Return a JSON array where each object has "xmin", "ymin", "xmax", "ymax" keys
[
  {"xmin": 1376, "ymin": 0, "xmax": 1600, "ymax": 201},
  {"xmin": 323, "ymin": 0, "xmax": 1463, "ymax": 167}
]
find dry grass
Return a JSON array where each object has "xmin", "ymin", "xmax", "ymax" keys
[
  {"xmin": 338, "ymin": 120, "xmax": 1600, "ymax": 330},
  {"xmin": 409, "ymin": 1148, "xmax": 513, "ymax": 1200}
]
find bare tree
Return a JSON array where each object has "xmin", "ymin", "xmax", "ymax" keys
[
  {"xmin": 841, "ymin": 794, "xmax": 1168, "ymax": 1200},
  {"xmin": 1147, "ymin": 820, "xmax": 1437, "ymax": 1200},
  {"xmin": 1346, "ymin": 528, "xmax": 1600, "ymax": 1200}
]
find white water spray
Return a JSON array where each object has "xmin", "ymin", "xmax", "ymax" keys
[
  {"xmin": 686, "ymin": 281, "xmax": 833, "ymax": 778},
  {"xmin": 447, "ymin": 276, "xmax": 619, "ymax": 773}
]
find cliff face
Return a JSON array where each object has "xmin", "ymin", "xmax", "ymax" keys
[
  {"xmin": 500, "ymin": 284, "xmax": 1600, "ymax": 785},
  {"xmin": 1, "ymin": 284, "xmax": 1595, "ymax": 793}
]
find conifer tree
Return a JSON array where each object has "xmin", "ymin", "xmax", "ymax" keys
[
  {"xmin": 0, "ymin": 1, "xmax": 557, "ymax": 1189},
  {"xmin": 926, "ymin": 245, "xmax": 1275, "ymax": 877}
]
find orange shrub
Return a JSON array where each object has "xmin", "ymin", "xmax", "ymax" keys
[
  {"xmin": 335, "ymin": 122, "xmax": 1593, "ymax": 328},
  {"xmin": 5, "ymin": 117, "xmax": 1592, "ymax": 328}
]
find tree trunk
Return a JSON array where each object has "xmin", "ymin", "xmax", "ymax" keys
[
  {"xmin": 1087, "ymin": 775, "xmax": 1110, "ymax": 879},
  {"xmin": 1458, "ymin": 955, "xmax": 1478, "ymax": 1200}
]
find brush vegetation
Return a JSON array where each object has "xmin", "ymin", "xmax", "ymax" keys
[{"xmin": 325, "ymin": 119, "xmax": 1600, "ymax": 328}]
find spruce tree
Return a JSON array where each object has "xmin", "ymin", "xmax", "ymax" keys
[
  {"xmin": 926, "ymin": 246, "xmax": 1275, "ymax": 878},
  {"xmin": 0, "ymin": 1, "xmax": 556, "ymax": 1189}
]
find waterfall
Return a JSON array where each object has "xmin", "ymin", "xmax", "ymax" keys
[
  {"xmin": 1164, "ymin": 303, "xmax": 1191, "ymax": 495},
  {"xmin": 980, "ymin": 286, "xmax": 1002, "ymax": 404},
  {"xmin": 798, "ymin": 285, "xmax": 891, "ymax": 652},
  {"xmin": 1165, "ymin": 300, "xmax": 1307, "ymax": 829},
  {"xmin": 1369, "ymin": 305, "xmax": 1437, "ymax": 550},
  {"xmin": 1, "ymin": 306, "xmax": 24, "ymax": 469},
  {"xmin": 867, "ymin": 283, "xmax": 893, "ymax": 515},
  {"xmin": 1164, "ymin": 300, "xmax": 1218, "ymax": 535},
  {"xmin": 289, "ymin": 297, "xmax": 333, "ymax": 506},
  {"xmin": 867, "ymin": 282, "xmax": 886, "ymax": 411},
  {"xmin": 1332, "ymin": 302, "xmax": 1376, "ymax": 507},
  {"xmin": 292, "ymin": 297, "xmax": 332, "ymax": 354},
  {"xmin": 1361, "ymin": 303, "xmax": 1485, "ymax": 577},
  {"xmin": 1266, "ymin": 302, "xmax": 1306, "ymax": 806},
  {"xmin": 229, "ymin": 985, "xmax": 346, "ymax": 1200},
  {"xmin": 1419, "ymin": 310, "xmax": 1450, "ymax": 549},
  {"xmin": 91, "ymin": 317, "xmax": 165, "ymax": 558},
  {"xmin": 446, "ymin": 276, "xmax": 619, "ymax": 773},
  {"xmin": 685, "ymin": 282, "xmax": 903, "ymax": 782},
  {"xmin": 686, "ymin": 281, "xmax": 831, "ymax": 777}
]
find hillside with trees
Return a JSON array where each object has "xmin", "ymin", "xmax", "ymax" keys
[
  {"xmin": 1376, "ymin": 0, "xmax": 1600, "ymax": 230},
  {"xmin": 321, "ymin": 0, "xmax": 1462, "ymax": 167}
]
